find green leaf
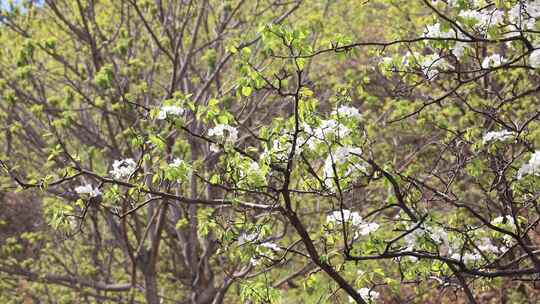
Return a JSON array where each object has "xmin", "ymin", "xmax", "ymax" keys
[{"xmin": 241, "ymin": 86, "xmax": 252, "ymax": 97}]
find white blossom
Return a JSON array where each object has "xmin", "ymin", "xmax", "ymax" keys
[
  {"xmin": 491, "ymin": 215, "xmax": 516, "ymax": 227},
  {"xmin": 304, "ymin": 120, "xmax": 351, "ymax": 150},
  {"xmin": 209, "ymin": 143, "xmax": 220, "ymax": 153},
  {"xmin": 327, "ymin": 209, "xmax": 363, "ymax": 226},
  {"xmin": 451, "ymin": 252, "xmax": 481, "ymax": 264},
  {"xmin": 208, "ymin": 124, "xmax": 238, "ymax": 144},
  {"xmin": 315, "ymin": 119, "xmax": 351, "ymax": 139},
  {"xmin": 530, "ymin": 49, "xmax": 540, "ymax": 68},
  {"xmin": 424, "ymin": 23, "xmax": 453, "ymax": 38},
  {"xmin": 459, "ymin": 8, "xmax": 504, "ymax": 28},
  {"xmin": 517, "ymin": 151, "xmax": 540, "ymax": 179},
  {"xmin": 169, "ymin": 158, "xmax": 186, "ymax": 168},
  {"xmin": 481, "ymin": 54, "xmax": 505, "ymax": 69},
  {"xmin": 477, "ymin": 237, "xmax": 501, "ymax": 255},
  {"xmin": 326, "ymin": 209, "xmax": 379, "ymax": 237},
  {"xmin": 509, "ymin": 2, "xmax": 540, "ymax": 30},
  {"xmin": 452, "ymin": 41, "xmax": 468, "ymax": 58},
  {"xmin": 350, "ymin": 288, "xmax": 379, "ymax": 303},
  {"xmin": 358, "ymin": 222, "xmax": 380, "ymax": 236},
  {"xmin": 238, "ymin": 233, "xmax": 258, "ymax": 245},
  {"xmin": 332, "ymin": 105, "xmax": 362, "ymax": 120},
  {"xmin": 404, "ymin": 223, "xmax": 449, "ymax": 251},
  {"xmin": 421, "ymin": 54, "xmax": 450, "ymax": 79},
  {"xmin": 75, "ymin": 184, "xmax": 101, "ymax": 198},
  {"xmin": 110, "ymin": 158, "xmax": 137, "ymax": 179},
  {"xmin": 482, "ymin": 130, "xmax": 515, "ymax": 144},
  {"xmin": 380, "ymin": 56, "xmax": 394, "ymax": 67},
  {"xmin": 259, "ymin": 242, "xmax": 281, "ymax": 251},
  {"xmin": 502, "ymin": 234, "xmax": 514, "ymax": 246},
  {"xmin": 157, "ymin": 105, "xmax": 184, "ymax": 120},
  {"xmin": 323, "ymin": 146, "xmax": 366, "ymax": 187}
]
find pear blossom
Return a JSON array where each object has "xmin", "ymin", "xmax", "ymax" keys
[
  {"xmin": 238, "ymin": 232, "xmax": 258, "ymax": 245},
  {"xmin": 350, "ymin": 288, "xmax": 379, "ymax": 303},
  {"xmin": 517, "ymin": 151, "xmax": 540, "ymax": 179},
  {"xmin": 209, "ymin": 143, "xmax": 220, "ymax": 153},
  {"xmin": 314, "ymin": 119, "xmax": 351, "ymax": 139},
  {"xmin": 424, "ymin": 23, "xmax": 453, "ymax": 38},
  {"xmin": 157, "ymin": 105, "xmax": 184, "ymax": 120},
  {"xmin": 509, "ymin": 2, "xmax": 540, "ymax": 30},
  {"xmin": 459, "ymin": 8, "xmax": 504, "ymax": 28},
  {"xmin": 208, "ymin": 124, "xmax": 238, "ymax": 144},
  {"xmin": 380, "ymin": 56, "xmax": 394, "ymax": 66},
  {"xmin": 404, "ymin": 223, "xmax": 449, "ymax": 251},
  {"xmin": 482, "ymin": 130, "xmax": 515, "ymax": 144},
  {"xmin": 451, "ymin": 252, "xmax": 481, "ymax": 264},
  {"xmin": 259, "ymin": 242, "xmax": 281, "ymax": 251},
  {"xmin": 170, "ymin": 158, "xmax": 186, "ymax": 168},
  {"xmin": 508, "ymin": 3, "xmax": 536, "ymax": 30},
  {"xmin": 110, "ymin": 158, "xmax": 137, "ymax": 179},
  {"xmin": 358, "ymin": 222, "xmax": 380, "ymax": 236},
  {"xmin": 477, "ymin": 237, "xmax": 501, "ymax": 254},
  {"xmin": 529, "ymin": 49, "xmax": 540, "ymax": 68},
  {"xmin": 481, "ymin": 54, "xmax": 505, "ymax": 69},
  {"xmin": 327, "ymin": 209, "xmax": 363, "ymax": 226},
  {"xmin": 326, "ymin": 209, "xmax": 379, "ymax": 237},
  {"xmin": 303, "ymin": 120, "xmax": 351, "ymax": 150},
  {"xmin": 332, "ymin": 105, "xmax": 362, "ymax": 120},
  {"xmin": 75, "ymin": 184, "xmax": 101, "ymax": 198},
  {"xmin": 166, "ymin": 158, "xmax": 191, "ymax": 182},
  {"xmin": 423, "ymin": 54, "xmax": 445, "ymax": 78},
  {"xmin": 323, "ymin": 146, "xmax": 366, "ymax": 187},
  {"xmin": 491, "ymin": 215, "xmax": 516, "ymax": 227},
  {"xmin": 452, "ymin": 41, "xmax": 468, "ymax": 58}
]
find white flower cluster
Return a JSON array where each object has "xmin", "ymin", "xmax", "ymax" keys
[
  {"xmin": 404, "ymin": 222, "xmax": 506, "ymax": 264},
  {"xmin": 327, "ymin": 209, "xmax": 363, "ymax": 226},
  {"xmin": 530, "ymin": 49, "xmax": 540, "ymax": 68},
  {"xmin": 110, "ymin": 158, "xmax": 137, "ymax": 179},
  {"xmin": 401, "ymin": 52, "xmax": 451, "ymax": 79},
  {"xmin": 424, "ymin": 23, "xmax": 455, "ymax": 39},
  {"xmin": 323, "ymin": 146, "xmax": 367, "ymax": 188},
  {"xmin": 237, "ymin": 232, "xmax": 258, "ymax": 245},
  {"xmin": 424, "ymin": 1, "xmax": 540, "ymax": 65},
  {"xmin": 404, "ymin": 223, "xmax": 449, "ymax": 253},
  {"xmin": 449, "ymin": 237, "xmax": 503, "ymax": 264},
  {"xmin": 170, "ymin": 158, "xmax": 186, "ymax": 168},
  {"xmin": 259, "ymin": 242, "xmax": 281, "ymax": 252},
  {"xmin": 315, "ymin": 119, "xmax": 351, "ymax": 139},
  {"xmin": 517, "ymin": 151, "xmax": 540, "ymax": 179},
  {"xmin": 208, "ymin": 124, "xmax": 239, "ymax": 143},
  {"xmin": 75, "ymin": 184, "xmax": 101, "ymax": 198},
  {"xmin": 491, "ymin": 215, "xmax": 517, "ymax": 227},
  {"xmin": 482, "ymin": 130, "xmax": 515, "ymax": 144},
  {"xmin": 237, "ymin": 232, "xmax": 282, "ymax": 266},
  {"xmin": 326, "ymin": 209, "xmax": 379, "ymax": 236},
  {"xmin": 166, "ymin": 157, "xmax": 191, "ymax": 182},
  {"xmin": 259, "ymin": 134, "xmax": 305, "ymax": 163},
  {"xmin": 157, "ymin": 105, "xmax": 184, "ymax": 120},
  {"xmin": 208, "ymin": 124, "xmax": 239, "ymax": 152},
  {"xmin": 423, "ymin": 22, "xmax": 472, "ymax": 58},
  {"xmin": 459, "ymin": 8, "xmax": 504, "ymax": 29},
  {"xmin": 301, "ymin": 120, "xmax": 351, "ymax": 151},
  {"xmin": 349, "ymin": 288, "xmax": 380, "ymax": 303},
  {"xmin": 508, "ymin": 1, "xmax": 540, "ymax": 30},
  {"xmin": 331, "ymin": 105, "xmax": 362, "ymax": 120},
  {"xmin": 481, "ymin": 54, "xmax": 505, "ymax": 69}
]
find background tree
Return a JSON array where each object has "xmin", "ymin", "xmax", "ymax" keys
[{"xmin": 1, "ymin": 0, "xmax": 540, "ymax": 303}]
